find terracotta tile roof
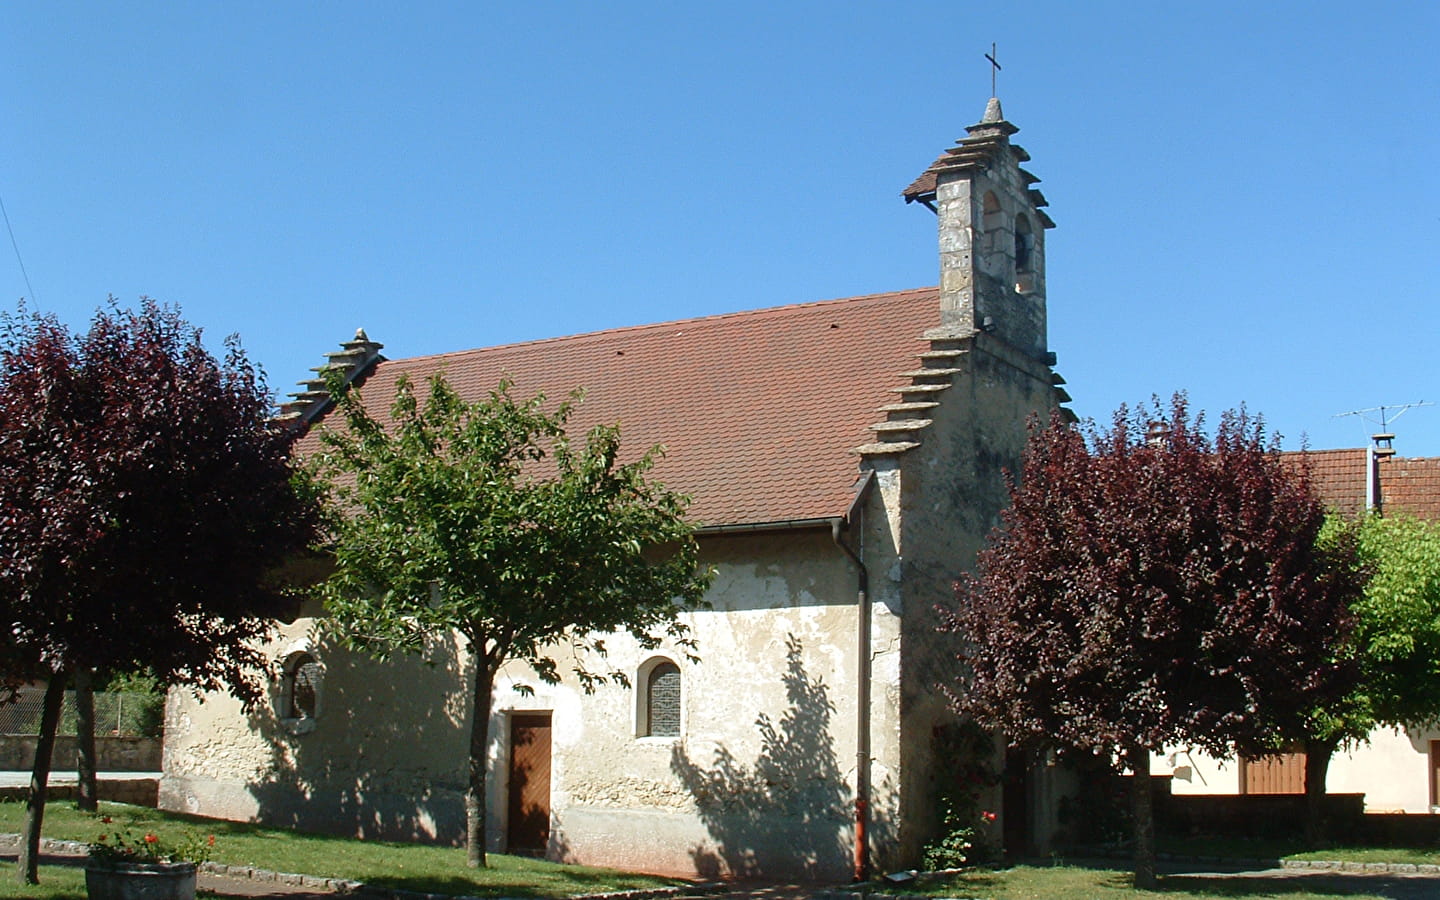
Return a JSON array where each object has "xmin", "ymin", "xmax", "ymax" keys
[
  {"xmin": 1379, "ymin": 456, "xmax": 1440, "ymax": 520},
  {"xmin": 296, "ymin": 288, "xmax": 942, "ymax": 528},
  {"xmin": 1298, "ymin": 448, "xmax": 1370, "ymax": 519},
  {"xmin": 1286, "ymin": 449, "xmax": 1440, "ymax": 521}
]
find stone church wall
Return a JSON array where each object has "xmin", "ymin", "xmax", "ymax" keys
[
  {"xmin": 886, "ymin": 332, "xmax": 1061, "ymax": 859},
  {"xmin": 490, "ymin": 528, "xmax": 901, "ymax": 880},
  {"xmin": 160, "ymin": 528, "xmax": 901, "ymax": 881}
]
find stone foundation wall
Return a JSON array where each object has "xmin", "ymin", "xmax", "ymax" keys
[
  {"xmin": 0, "ymin": 736, "xmax": 161, "ymax": 771},
  {"xmin": 0, "ymin": 778, "xmax": 159, "ymax": 807}
]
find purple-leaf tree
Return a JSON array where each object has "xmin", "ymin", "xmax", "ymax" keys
[
  {"xmin": 0, "ymin": 299, "xmax": 322, "ymax": 884},
  {"xmin": 945, "ymin": 395, "xmax": 1363, "ymax": 889}
]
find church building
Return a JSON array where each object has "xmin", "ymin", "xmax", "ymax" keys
[{"xmin": 159, "ymin": 98, "xmax": 1069, "ymax": 880}]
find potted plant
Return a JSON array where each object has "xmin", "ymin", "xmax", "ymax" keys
[{"xmin": 86, "ymin": 818, "xmax": 214, "ymax": 900}]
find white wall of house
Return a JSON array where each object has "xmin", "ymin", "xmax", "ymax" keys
[{"xmin": 1153, "ymin": 724, "xmax": 1440, "ymax": 813}]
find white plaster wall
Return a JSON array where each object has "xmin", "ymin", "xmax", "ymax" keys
[
  {"xmin": 489, "ymin": 529, "xmax": 900, "ymax": 881},
  {"xmin": 161, "ymin": 610, "xmax": 474, "ymax": 842},
  {"xmin": 1151, "ymin": 748, "xmax": 1242, "ymax": 795},
  {"xmin": 162, "ymin": 529, "xmax": 901, "ymax": 881},
  {"xmin": 1153, "ymin": 724, "xmax": 1440, "ymax": 813}
]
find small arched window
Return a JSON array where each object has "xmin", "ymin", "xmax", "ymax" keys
[
  {"xmin": 1014, "ymin": 215, "xmax": 1035, "ymax": 272},
  {"xmin": 283, "ymin": 652, "xmax": 322, "ymax": 721},
  {"xmin": 638, "ymin": 659, "xmax": 682, "ymax": 738}
]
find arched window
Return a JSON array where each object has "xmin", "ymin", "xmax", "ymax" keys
[
  {"xmin": 282, "ymin": 652, "xmax": 322, "ymax": 721},
  {"xmin": 636, "ymin": 657, "xmax": 682, "ymax": 738},
  {"xmin": 1014, "ymin": 215, "xmax": 1035, "ymax": 272},
  {"xmin": 646, "ymin": 663, "xmax": 681, "ymax": 737}
]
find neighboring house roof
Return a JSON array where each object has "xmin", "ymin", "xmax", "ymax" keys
[
  {"xmin": 294, "ymin": 288, "xmax": 942, "ymax": 528},
  {"xmin": 1297, "ymin": 448, "xmax": 1440, "ymax": 520},
  {"xmin": 1379, "ymin": 456, "xmax": 1440, "ymax": 520},
  {"xmin": 1303, "ymin": 448, "xmax": 1370, "ymax": 518}
]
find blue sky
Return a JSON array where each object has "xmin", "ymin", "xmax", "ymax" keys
[{"xmin": 4, "ymin": 2, "xmax": 1437, "ymax": 452}]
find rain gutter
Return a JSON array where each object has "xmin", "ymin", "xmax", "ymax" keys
[{"xmin": 831, "ymin": 470, "xmax": 875, "ymax": 882}]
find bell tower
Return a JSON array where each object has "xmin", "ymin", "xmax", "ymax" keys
[{"xmin": 903, "ymin": 97, "xmax": 1054, "ymax": 359}]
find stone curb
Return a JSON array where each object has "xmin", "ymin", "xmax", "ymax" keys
[
  {"xmin": 1278, "ymin": 859, "xmax": 1440, "ymax": 874},
  {"xmin": 1066, "ymin": 846, "xmax": 1440, "ymax": 877},
  {"xmin": 814, "ymin": 855, "xmax": 1440, "ymax": 900}
]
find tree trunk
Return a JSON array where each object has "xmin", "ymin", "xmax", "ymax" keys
[
  {"xmin": 1129, "ymin": 746, "xmax": 1157, "ymax": 890},
  {"xmin": 75, "ymin": 668, "xmax": 98, "ymax": 812},
  {"xmin": 1303, "ymin": 738, "xmax": 1336, "ymax": 848},
  {"xmin": 18, "ymin": 674, "xmax": 67, "ymax": 885},
  {"xmin": 466, "ymin": 656, "xmax": 495, "ymax": 868}
]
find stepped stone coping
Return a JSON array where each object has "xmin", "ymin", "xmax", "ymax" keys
[
  {"xmin": 879, "ymin": 401, "xmax": 940, "ymax": 414},
  {"xmin": 888, "ymin": 383, "xmax": 949, "ymax": 395},
  {"xmin": 870, "ymin": 419, "xmax": 932, "ymax": 433},
  {"xmin": 855, "ymin": 441, "xmax": 921, "ymax": 456},
  {"xmin": 897, "ymin": 367, "xmax": 961, "ymax": 379},
  {"xmin": 918, "ymin": 350, "xmax": 966, "ymax": 361}
]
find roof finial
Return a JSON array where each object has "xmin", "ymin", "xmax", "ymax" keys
[
  {"xmin": 982, "ymin": 43, "xmax": 1004, "ymax": 123},
  {"xmin": 985, "ymin": 42, "xmax": 1001, "ymax": 99}
]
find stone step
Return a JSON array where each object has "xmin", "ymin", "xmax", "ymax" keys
[
  {"xmin": 854, "ymin": 441, "xmax": 921, "ymax": 456},
  {"xmin": 870, "ymin": 419, "xmax": 932, "ymax": 434},
  {"xmin": 879, "ymin": 401, "xmax": 940, "ymax": 414},
  {"xmin": 898, "ymin": 367, "xmax": 961, "ymax": 379}
]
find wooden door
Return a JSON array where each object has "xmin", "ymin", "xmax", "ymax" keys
[
  {"xmin": 506, "ymin": 712, "xmax": 552, "ymax": 854},
  {"xmin": 1239, "ymin": 752, "xmax": 1305, "ymax": 794}
]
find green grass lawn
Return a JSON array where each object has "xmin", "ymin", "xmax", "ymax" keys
[
  {"xmin": 0, "ymin": 800, "xmax": 682, "ymax": 897},
  {"xmin": 0, "ymin": 861, "xmax": 86, "ymax": 900},
  {"xmin": 2, "ymin": 800, "xmax": 1434, "ymax": 900},
  {"xmin": 1157, "ymin": 836, "xmax": 1440, "ymax": 867}
]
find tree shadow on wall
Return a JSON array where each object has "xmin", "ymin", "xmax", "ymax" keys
[
  {"xmin": 670, "ymin": 634, "xmax": 891, "ymax": 881},
  {"xmin": 241, "ymin": 622, "xmax": 471, "ymax": 847}
]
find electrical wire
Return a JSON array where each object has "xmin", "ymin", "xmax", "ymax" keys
[{"xmin": 0, "ymin": 191, "xmax": 38, "ymax": 307}]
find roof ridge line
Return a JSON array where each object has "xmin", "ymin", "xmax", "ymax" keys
[{"xmin": 370, "ymin": 287, "xmax": 941, "ymax": 367}]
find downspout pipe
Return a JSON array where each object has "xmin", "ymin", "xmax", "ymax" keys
[{"xmin": 833, "ymin": 470, "xmax": 875, "ymax": 882}]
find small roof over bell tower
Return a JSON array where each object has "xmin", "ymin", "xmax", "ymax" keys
[{"xmin": 900, "ymin": 97, "xmax": 1038, "ymax": 216}]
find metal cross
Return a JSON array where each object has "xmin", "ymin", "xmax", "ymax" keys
[{"xmin": 985, "ymin": 43, "xmax": 1001, "ymax": 96}]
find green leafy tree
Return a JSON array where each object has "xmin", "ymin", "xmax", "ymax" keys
[
  {"xmin": 1352, "ymin": 514, "xmax": 1440, "ymax": 725},
  {"xmin": 0, "ymin": 299, "xmax": 322, "ymax": 883},
  {"xmin": 945, "ymin": 396, "xmax": 1363, "ymax": 888},
  {"xmin": 1300, "ymin": 513, "xmax": 1440, "ymax": 839},
  {"xmin": 316, "ymin": 373, "xmax": 712, "ymax": 867}
]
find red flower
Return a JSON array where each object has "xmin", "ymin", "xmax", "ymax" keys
[
  {"xmin": 97, "ymin": 834, "xmax": 107, "ymax": 842},
  {"xmin": 207, "ymin": 835, "xmax": 216, "ymax": 846},
  {"xmin": 144, "ymin": 833, "xmax": 158, "ymax": 844},
  {"xmin": 101, "ymin": 816, "xmax": 112, "ymax": 824},
  {"xmin": 981, "ymin": 810, "xmax": 997, "ymax": 822}
]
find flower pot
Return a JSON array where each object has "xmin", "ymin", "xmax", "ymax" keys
[{"xmin": 85, "ymin": 859, "xmax": 197, "ymax": 900}]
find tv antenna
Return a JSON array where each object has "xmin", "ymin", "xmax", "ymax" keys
[{"xmin": 1334, "ymin": 401, "xmax": 1432, "ymax": 455}]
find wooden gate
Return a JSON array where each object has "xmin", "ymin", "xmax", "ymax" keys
[
  {"xmin": 1239, "ymin": 752, "xmax": 1305, "ymax": 794},
  {"xmin": 506, "ymin": 712, "xmax": 552, "ymax": 854}
]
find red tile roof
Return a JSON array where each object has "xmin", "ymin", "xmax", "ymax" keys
[
  {"xmin": 1289, "ymin": 449, "xmax": 1440, "ymax": 520},
  {"xmin": 1379, "ymin": 456, "xmax": 1440, "ymax": 520},
  {"xmin": 1300, "ymin": 449, "xmax": 1370, "ymax": 519},
  {"xmin": 297, "ymin": 288, "xmax": 943, "ymax": 528}
]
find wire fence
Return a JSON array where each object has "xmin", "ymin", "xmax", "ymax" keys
[{"xmin": 0, "ymin": 690, "xmax": 163, "ymax": 738}]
